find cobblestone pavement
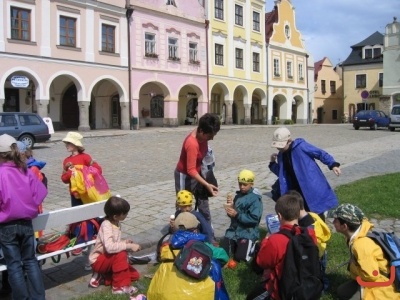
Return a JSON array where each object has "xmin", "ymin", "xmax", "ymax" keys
[{"xmin": 3, "ymin": 124, "xmax": 400, "ymax": 299}]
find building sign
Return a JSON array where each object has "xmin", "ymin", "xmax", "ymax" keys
[
  {"xmin": 10, "ymin": 76, "xmax": 29, "ymax": 88},
  {"xmin": 368, "ymin": 90, "xmax": 380, "ymax": 98}
]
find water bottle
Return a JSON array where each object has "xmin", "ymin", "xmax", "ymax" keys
[{"xmin": 265, "ymin": 214, "xmax": 280, "ymax": 234}]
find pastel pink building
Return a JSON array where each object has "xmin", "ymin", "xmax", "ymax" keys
[
  {"xmin": 0, "ymin": 0, "xmax": 131, "ymax": 130},
  {"xmin": 129, "ymin": 0, "xmax": 207, "ymax": 127}
]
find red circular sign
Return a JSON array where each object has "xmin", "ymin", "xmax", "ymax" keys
[{"xmin": 361, "ymin": 90, "xmax": 369, "ymax": 99}]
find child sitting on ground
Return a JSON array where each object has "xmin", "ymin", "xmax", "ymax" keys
[
  {"xmin": 220, "ymin": 169, "xmax": 263, "ymax": 262},
  {"xmin": 88, "ymin": 196, "xmax": 141, "ymax": 296},
  {"xmin": 170, "ymin": 190, "xmax": 215, "ymax": 244}
]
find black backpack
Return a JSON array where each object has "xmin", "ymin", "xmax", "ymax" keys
[
  {"xmin": 278, "ymin": 226, "xmax": 323, "ymax": 300},
  {"xmin": 173, "ymin": 240, "xmax": 213, "ymax": 280}
]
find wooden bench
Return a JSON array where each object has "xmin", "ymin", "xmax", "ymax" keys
[{"xmin": 0, "ymin": 200, "xmax": 106, "ymax": 272}]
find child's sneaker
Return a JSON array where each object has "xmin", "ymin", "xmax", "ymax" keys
[
  {"xmin": 112, "ymin": 285, "xmax": 138, "ymax": 295},
  {"xmin": 88, "ymin": 272, "xmax": 103, "ymax": 288}
]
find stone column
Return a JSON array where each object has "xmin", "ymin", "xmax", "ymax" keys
[
  {"xmin": 120, "ymin": 101, "xmax": 130, "ymax": 130},
  {"xmin": 36, "ymin": 99, "xmax": 49, "ymax": 118},
  {"xmin": 163, "ymin": 100, "xmax": 178, "ymax": 127},
  {"xmin": 224, "ymin": 100, "xmax": 233, "ymax": 124},
  {"xmin": 78, "ymin": 101, "xmax": 90, "ymax": 131},
  {"xmin": 0, "ymin": 99, "xmax": 4, "ymax": 112},
  {"xmin": 244, "ymin": 104, "xmax": 251, "ymax": 125},
  {"xmin": 262, "ymin": 105, "xmax": 267, "ymax": 124},
  {"xmin": 131, "ymin": 98, "xmax": 139, "ymax": 130}
]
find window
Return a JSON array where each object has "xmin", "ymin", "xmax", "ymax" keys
[
  {"xmin": 374, "ymin": 48, "xmax": 382, "ymax": 58},
  {"xmin": 215, "ymin": 44, "xmax": 223, "ymax": 66},
  {"xmin": 379, "ymin": 73, "xmax": 383, "ymax": 87},
  {"xmin": 235, "ymin": 48, "xmax": 243, "ymax": 69},
  {"xmin": 287, "ymin": 61, "xmax": 293, "ymax": 78},
  {"xmin": 330, "ymin": 81, "xmax": 336, "ymax": 94},
  {"xmin": 10, "ymin": 7, "xmax": 31, "ymax": 41},
  {"xmin": 235, "ymin": 5, "xmax": 243, "ymax": 26},
  {"xmin": 321, "ymin": 80, "xmax": 326, "ymax": 93},
  {"xmin": 215, "ymin": 0, "xmax": 223, "ymax": 20},
  {"xmin": 285, "ymin": 25, "xmax": 290, "ymax": 39},
  {"xmin": 253, "ymin": 52, "xmax": 260, "ymax": 72},
  {"xmin": 298, "ymin": 64, "xmax": 304, "ymax": 80},
  {"xmin": 273, "ymin": 58, "xmax": 280, "ymax": 76},
  {"xmin": 211, "ymin": 94, "xmax": 221, "ymax": 114},
  {"xmin": 166, "ymin": 0, "xmax": 176, "ymax": 5},
  {"xmin": 145, "ymin": 33, "xmax": 156, "ymax": 56},
  {"xmin": 364, "ymin": 48, "xmax": 372, "ymax": 59},
  {"xmin": 253, "ymin": 12, "xmax": 260, "ymax": 31},
  {"xmin": 101, "ymin": 24, "xmax": 115, "ymax": 53},
  {"xmin": 60, "ymin": 16, "xmax": 76, "ymax": 47},
  {"xmin": 168, "ymin": 38, "xmax": 178, "ymax": 59},
  {"xmin": 356, "ymin": 74, "xmax": 366, "ymax": 88},
  {"xmin": 332, "ymin": 110, "xmax": 338, "ymax": 120},
  {"xmin": 150, "ymin": 96, "xmax": 164, "ymax": 118},
  {"xmin": 189, "ymin": 42, "xmax": 198, "ymax": 63}
]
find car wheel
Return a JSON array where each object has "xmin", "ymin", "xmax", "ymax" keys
[
  {"xmin": 19, "ymin": 134, "xmax": 35, "ymax": 148},
  {"xmin": 370, "ymin": 123, "xmax": 377, "ymax": 130},
  {"xmin": 354, "ymin": 126, "xmax": 359, "ymax": 130},
  {"xmin": 389, "ymin": 127, "xmax": 395, "ymax": 132}
]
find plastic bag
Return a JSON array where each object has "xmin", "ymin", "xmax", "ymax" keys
[
  {"xmin": 147, "ymin": 260, "xmax": 215, "ymax": 300},
  {"xmin": 209, "ymin": 259, "xmax": 230, "ymax": 300},
  {"xmin": 70, "ymin": 165, "xmax": 111, "ymax": 204},
  {"xmin": 170, "ymin": 230, "xmax": 206, "ymax": 249}
]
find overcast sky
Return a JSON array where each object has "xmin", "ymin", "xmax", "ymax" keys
[{"xmin": 266, "ymin": 0, "xmax": 400, "ymax": 65}]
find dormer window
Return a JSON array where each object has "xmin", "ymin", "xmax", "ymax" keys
[
  {"xmin": 363, "ymin": 46, "xmax": 382, "ymax": 59},
  {"xmin": 373, "ymin": 48, "xmax": 381, "ymax": 58},
  {"xmin": 285, "ymin": 25, "xmax": 290, "ymax": 39}
]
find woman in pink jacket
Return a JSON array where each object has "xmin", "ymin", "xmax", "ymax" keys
[{"xmin": 0, "ymin": 134, "xmax": 48, "ymax": 300}]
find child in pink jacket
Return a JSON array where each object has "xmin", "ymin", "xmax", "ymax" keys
[{"xmin": 88, "ymin": 196, "xmax": 141, "ymax": 295}]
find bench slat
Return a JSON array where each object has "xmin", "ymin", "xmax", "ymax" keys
[{"xmin": 32, "ymin": 200, "xmax": 106, "ymax": 231}]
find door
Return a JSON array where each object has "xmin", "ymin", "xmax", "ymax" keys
[
  {"xmin": 62, "ymin": 85, "xmax": 79, "ymax": 129},
  {"xmin": 4, "ymin": 88, "xmax": 20, "ymax": 112},
  {"xmin": 111, "ymin": 95, "xmax": 120, "ymax": 128},
  {"xmin": 376, "ymin": 111, "xmax": 390, "ymax": 127}
]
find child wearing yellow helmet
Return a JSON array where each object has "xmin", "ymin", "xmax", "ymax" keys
[
  {"xmin": 169, "ymin": 190, "xmax": 215, "ymax": 243},
  {"xmin": 220, "ymin": 169, "xmax": 263, "ymax": 262}
]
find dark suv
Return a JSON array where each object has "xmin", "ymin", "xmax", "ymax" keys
[
  {"xmin": 0, "ymin": 112, "xmax": 51, "ymax": 148},
  {"xmin": 352, "ymin": 110, "xmax": 390, "ymax": 130}
]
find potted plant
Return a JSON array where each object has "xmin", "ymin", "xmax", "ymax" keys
[{"xmin": 145, "ymin": 53, "xmax": 158, "ymax": 58}]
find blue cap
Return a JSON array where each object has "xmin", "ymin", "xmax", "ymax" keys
[{"xmin": 16, "ymin": 141, "xmax": 27, "ymax": 152}]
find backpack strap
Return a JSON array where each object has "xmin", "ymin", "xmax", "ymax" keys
[{"xmin": 156, "ymin": 232, "xmax": 172, "ymax": 262}]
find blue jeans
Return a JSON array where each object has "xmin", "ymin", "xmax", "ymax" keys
[{"xmin": 0, "ymin": 219, "xmax": 45, "ymax": 300}]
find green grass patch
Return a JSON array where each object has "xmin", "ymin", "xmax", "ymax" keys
[{"xmin": 335, "ymin": 172, "xmax": 400, "ymax": 219}]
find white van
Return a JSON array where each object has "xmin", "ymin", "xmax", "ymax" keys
[{"xmin": 389, "ymin": 105, "xmax": 400, "ymax": 131}]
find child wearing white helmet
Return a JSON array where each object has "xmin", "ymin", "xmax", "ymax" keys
[
  {"xmin": 170, "ymin": 190, "xmax": 215, "ymax": 244},
  {"xmin": 220, "ymin": 170, "xmax": 263, "ymax": 262}
]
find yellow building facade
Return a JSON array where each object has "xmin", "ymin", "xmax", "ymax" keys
[
  {"xmin": 341, "ymin": 31, "xmax": 384, "ymax": 119},
  {"xmin": 266, "ymin": 0, "xmax": 310, "ymax": 124},
  {"xmin": 207, "ymin": 0, "xmax": 266, "ymax": 124},
  {"xmin": 313, "ymin": 57, "xmax": 343, "ymax": 123}
]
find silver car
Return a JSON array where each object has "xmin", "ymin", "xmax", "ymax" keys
[
  {"xmin": 389, "ymin": 105, "xmax": 400, "ymax": 131},
  {"xmin": 0, "ymin": 112, "xmax": 51, "ymax": 148}
]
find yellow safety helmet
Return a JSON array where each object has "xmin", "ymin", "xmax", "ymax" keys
[
  {"xmin": 176, "ymin": 190, "xmax": 194, "ymax": 206},
  {"xmin": 238, "ymin": 169, "xmax": 255, "ymax": 184}
]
